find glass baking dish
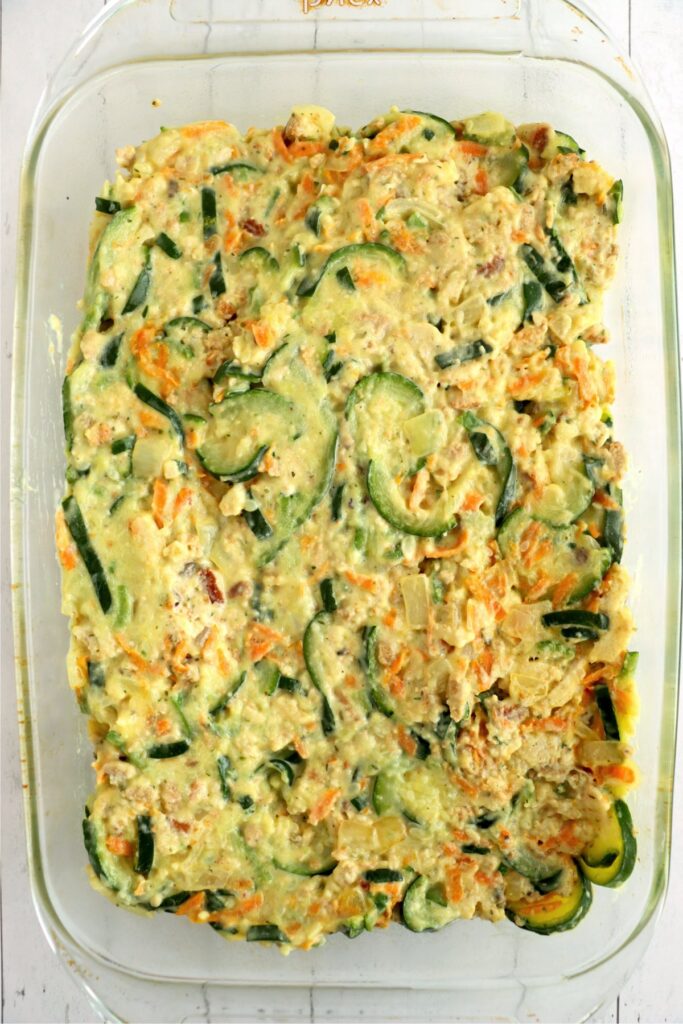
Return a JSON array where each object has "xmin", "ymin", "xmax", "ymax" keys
[{"xmin": 10, "ymin": 0, "xmax": 681, "ymax": 1020}]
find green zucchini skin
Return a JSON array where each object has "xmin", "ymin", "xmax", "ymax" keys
[
  {"xmin": 147, "ymin": 740, "xmax": 191, "ymax": 759},
  {"xmin": 303, "ymin": 612, "xmax": 338, "ymax": 736},
  {"xmin": 132, "ymin": 383, "xmax": 185, "ymax": 444},
  {"xmin": 135, "ymin": 815, "xmax": 155, "ymax": 876},
  {"xmin": 246, "ymin": 924, "xmax": 290, "ymax": 943},
  {"xmin": 298, "ymin": 242, "xmax": 406, "ymax": 297},
  {"xmin": 122, "ymin": 252, "xmax": 151, "ymax": 315},
  {"xmin": 506, "ymin": 865, "xmax": 593, "ymax": 935},
  {"xmin": 362, "ymin": 625, "xmax": 394, "ymax": 718},
  {"xmin": 459, "ymin": 412, "xmax": 516, "ymax": 526},
  {"xmin": 435, "ymin": 339, "xmax": 492, "ymax": 369},
  {"xmin": 579, "ymin": 800, "xmax": 636, "ymax": 888},
  {"xmin": 62, "ymin": 496, "xmax": 112, "ymax": 613}
]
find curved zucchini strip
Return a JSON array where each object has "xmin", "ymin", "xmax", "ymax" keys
[
  {"xmin": 273, "ymin": 858, "xmax": 337, "ymax": 877},
  {"xmin": 135, "ymin": 815, "xmax": 154, "ymax": 877},
  {"xmin": 462, "ymin": 111, "xmax": 516, "ymax": 146},
  {"xmin": 459, "ymin": 412, "xmax": 516, "ymax": 527},
  {"xmin": 348, "ymin": 372, "xmax": 456, "ymax": 537},
  {"xmin": 402, "ymin": 875, "xmax": 460, "ymax": 932},
  {"xmin": 303, "ymin": 612, "xmax": 338, "ymax": 735},
  {"xmin": 166, "ymin": 316, "xmax": 212, "ymax": 333},
  {"xmin": 595, "ymin": 683, "xmax": 620, "ymax": 741},
  {"xmin": 133, "ymin": 383, "xmax": 185, "ymax": 445},
  {"xmin": 298, "ymin": 242, "xmax": 406, "ymax": 298},
  {"xmin": 246, "ymin": 924, "xmax": 289, "ymax": 943},
  {"xmin": 252, "ymin": 344, "xmax": 338, "ymax": 563},
  {"xmin": 147, "ymin": 739, "xmax": 191, "ymax": 759},
  {"xmin": 506, "ymin": 861, "xmax": 592, "ymax": 934},
  {"xmin": 211, "ymin": 160, "xmax": 264, "ymax": 178},
  {"xmin": 196, "ymin": 389, "xmax": 297, "ymax": 483},
  {"xmin": 497, "ymin": 508, "xmax": 610, "ymax": 604},
  {"xmin": 62, "ymin": 496, "xmax": 112, "ymax": 613},
  {"xmin": 526, "ymin": 456, "xmax": 594, "ymax": 527},
  {"xmin": 362, "ymin": 624, "xmax": 394, "ymax": 717},
  {"xmin": 81, "ymin": 205, "xmax": 140, "ymax": 331},
  {"xmin": 579, "ymin": 800, "xmax": 636, "ymax": 888}
]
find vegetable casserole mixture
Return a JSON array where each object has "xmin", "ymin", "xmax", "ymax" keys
[{"xmin": 58, "ymin": 106, "xmax": 637, "ymax": 948}]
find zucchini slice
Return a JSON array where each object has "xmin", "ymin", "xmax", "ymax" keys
[
  {"xmin": 579, "ymin": 800, "xmax": 636, "ymax": 888},
  {"xmin": 526, "ymin": 453, "xmax": 594, "ymax": 527},
  {"xmin": 497, "ymin": 508, "xmax": 610, "ymax": 604},
  {"xmin": 459, "ymin": 412, "xmax": 516, "ymax": 527},
  {"xmin": 298, "ymin": 242, "xmax": 406, "ymax": 298},
  {"xmin": 347, "ymin": 372, "xmax": 456, "ymax": 537},
  {"xmin": 303, "ymin": 612, "xmax": 340, "ymax": 735},
  {"xmin": 241, "ymin": 343, "xmax": 337, "ymax": 563},
  {"xmin": 506, "ymin": 861, "xmax": 592, "ymax": 934},
  {"xmin": 402, "ymin": 875, "xmax": 460, "ymax": 932},
  {"xmin": 196, "ymin": 390, "xmax": 298, "ymax": 483}
]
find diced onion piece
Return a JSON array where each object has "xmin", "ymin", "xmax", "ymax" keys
[
  {"xmin": 400, "ymin": 574, "xmax": 431, "ymax": 629},
  {"xmin": 403, "ymin": 410, "xmax": 446, "ymax": 457},
  {"xmin": 577, "ymin": 740, "xmax": 630, "ymax": 767}
]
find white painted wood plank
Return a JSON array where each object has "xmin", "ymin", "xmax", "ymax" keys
[
  {"xmin": 609, "ymin": 5, "xmax": 683, "ymax": 1023},
  {"xmin": 1, "ymin": 1, "xmax": 679, "ymax": 1023},
  {"xmin": 1, "ymin": 1, "xmax": 106, "ymax": 1018}
]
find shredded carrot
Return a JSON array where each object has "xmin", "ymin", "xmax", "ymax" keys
[
  {"xmin": 450, "ymin": 829, "xmax": 470, "ymax": 843},
  {"xmin": 344, "ymin": 570, "xmax": 376, "ymax": 592},
  {"xmin": 445, "ymin": 865, "xmax": 463, "ymax": 902},
  {"xmin": 593, "ymin": 490, "xmax": 620, "ymax": 510},
  {"xmin": 473, "ymin": 167, "xmax": 489, "ymax": 195},
  {"xmin": 364, "ymin": 152, "xmax": 424, "ymax": 172},
  {"xmin": 243, "ymin": 319, "xmax": 274, "ymax": 349},
  {"xmin": 408, "ymin": 467, "xmax": 429, "ymax": 512},
  {"xmin": 155, "ymin": 716, "xmax": 171, "ymax": 736},
  {"xmin": 387, "ymin": 674, "xmax": 405, "ymax": 697},
  {"xmin": 462, "ymin": 491, "xmax": 485, "ymax": 512},
  {"xmin": 582, "ymin": 666, "xmax": 607, "ymax": 687},
  {"xmin": 247, "ymin": 622, "xmax": 285, "ymax": 661},
  {"xmin": 459, "ymin": 140, "xmax": 488, "ymax": 157},
  {"xmin": 452, "ymin": 774, "xmax": 478, "ymax": 797},
  {"xmin": 152, "ymin": 478, "xmax": 168, "ymax": 528},
  {"xmin": 389, "ymin": 223, "xmax": 424, "ymax": 255},
  {"xmin": 181, "ymin": 120, "xmax": 228, "ymax": 139},
  {"xmin": 514, "ymin": 893, "xmax": 564, "ymax": 915},
  {"xmin": 383, "ymin": 608, "xmax": 397, "ymax": 627},
  {"xmin": 424, "ymin": 529, "xmax": 469, "ymax": 559},
  {"xmin": 105, "ymin": 836, "xmax": 135, "ymax": 857},
  {"xmin": 397, "ymin": 724, "xmax": 417, "ymax": 757},
  {"xmin": 272, "ymin": 128, "xmax": 292, "ymax": 162},
  {"xmin": 309, "ymin": 788, "xmax": 341, "ymax": 825},
  {"xmin": 288, "ymin": 140, "xmax": 326, "ymax": 159},
  {"xmin": 598, "ymin": 763, "xmax": 636, "ymax": 785},
  {"xmin": 524, "ymin": 573, "xmax": 551, "ymax": 602},
  {"xmin": 389, "ymin": 648, "xmax": 408, "ymax": 675},
  {"xmin": 175, "ymin": 892, "xmax": 206, "ymax": 919},
  {"xmin": 114, "ymin": 634, "xmax": 159, "ymax": 674},
  {"xmin": 58, "ymin": 546, "xmax": 77, "ymax": 570},
  {"xmin": 551, "ymin": 572, "xmax": 579, "ymax": 608},
  {"xmin": 357, "ymin": 198, "xmax": 375, "ymax": 239},
  {"xmin": 173, "ymin": 487, "xmax": 192, "ymax": 519},
  {"xmin": 368, "ymin": 115, "xmax": 421, "ymax": 154}
]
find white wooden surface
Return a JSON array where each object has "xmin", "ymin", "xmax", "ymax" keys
[{"xmin": 1, "ymin": 1, "xmax": 681, "ymax": 1021}]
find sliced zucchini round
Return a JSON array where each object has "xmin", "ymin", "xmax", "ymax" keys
[
  {"xmin": 196, "ymin": 389, "xmax": 296, "ymax": 482},
  {"xmin": 367, "ymin": 462, "xmax": 456, "ymax": 538},
  {"xmin": 347, "ymin": 372, "xmax": 456, "ymax": 537},
  {"xmin": 298, "ymin": 242, "xmax": 406, "ymax": 297},
  {"xmin": 579, "ymin": 800, "xmax": 636, "ymax": 888},
  {"xmin": 402, "ymin": 875, "xmax": 460, "ymax": 932},
  {"xmin": 506, "ymin": 861, "xmax": 592, "ymax": 934},
  {"xmin": 497, "ymin": 508, "xmax": 611, "ymax": 604},
  {"xmin": 462, "ymin": 111, "xmax": 516, "ymax": 147}
]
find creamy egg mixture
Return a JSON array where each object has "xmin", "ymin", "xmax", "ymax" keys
[{"xmin": 58, "ymin": 106, "xmax": 637, "ymax": 948}]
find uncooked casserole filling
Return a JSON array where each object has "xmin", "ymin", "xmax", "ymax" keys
[{"xmin": 57, "ymin": 106, "xmax": 637, "ymax": 947}]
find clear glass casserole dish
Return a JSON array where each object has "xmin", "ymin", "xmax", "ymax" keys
[{"xmin": 10, "ymin": 1, "xmax": 681, "ymax": 1020}]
